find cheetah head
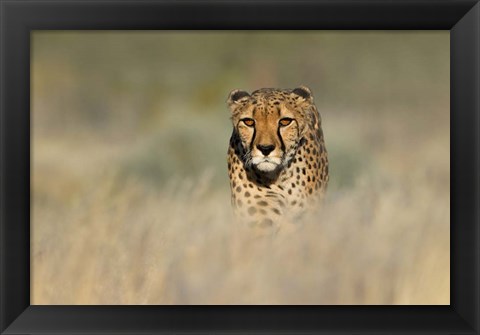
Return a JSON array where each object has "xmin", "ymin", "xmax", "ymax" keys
[{"xmin": 227, "ymin": 86, "xmax": 318, "ymax": 174}]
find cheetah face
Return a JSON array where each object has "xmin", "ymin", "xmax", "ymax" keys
[
  {"xmin": 227, "ymin": 87, "xmax": 314, "ymax": 173},
  {"xmin": 237, "ymin": 112, "xmax": 292, "ymax": 172}
]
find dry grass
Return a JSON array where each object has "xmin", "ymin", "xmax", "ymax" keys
[{"xmin": 31, "ymin": 113, "xmax": 449, "ymax": 305}]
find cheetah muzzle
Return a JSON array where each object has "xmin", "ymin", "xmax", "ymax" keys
[{"xmin": 227, "ymin": 86, "xmax": 329, "ymax": 230}]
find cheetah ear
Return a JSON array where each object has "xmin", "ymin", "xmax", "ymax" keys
[
  {"xmin": 227, "ymin": 89, "xmax": 250, "ymax": 107},
  {"xmin": 291, "ymin": 86, "xmax": 314, "ymax": 103}
]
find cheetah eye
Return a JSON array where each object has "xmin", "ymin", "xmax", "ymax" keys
[
  {"xmin": 242, "ymin": 118, "xmax": 255, "ymax": 127},
  {"xmin": 279, "ymin": 118, "xmax": 293, "ymax": 126}
]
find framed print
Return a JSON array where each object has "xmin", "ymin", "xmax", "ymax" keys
[{"xmin": 1, "ymin": 0, "xmax": 479, "ymax": 334}]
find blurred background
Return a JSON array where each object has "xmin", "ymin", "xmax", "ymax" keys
[{"xmin": 32, "ymin": 31, "xmax": 449, "ymax": 304}]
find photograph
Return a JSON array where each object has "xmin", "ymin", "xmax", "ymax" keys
[{"xmin": 31, "ymin": 30, "xmax": 450, "ymax": 305}]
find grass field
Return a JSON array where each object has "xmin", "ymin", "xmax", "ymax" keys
[{"xmin": 31, "ymin": 31, "xmax": 449, "ymax": 304}]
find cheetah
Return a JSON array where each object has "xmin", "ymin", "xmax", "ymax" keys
[{"xmin": 226, "ymin": 86, "xmax": 328, "ymax": 231}]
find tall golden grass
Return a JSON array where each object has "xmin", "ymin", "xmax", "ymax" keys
[{"xmin": 32, "ymin": 112, "xmax": 449, "ymax": 305}]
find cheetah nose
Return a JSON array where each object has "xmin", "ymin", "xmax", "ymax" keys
[{"xmin": 257, "ymin": 144, "xmax": 275, "ymax": 156}]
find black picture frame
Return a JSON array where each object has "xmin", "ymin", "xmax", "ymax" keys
[{"xmin": 1, "ymin": 0, "xmax": 479, "ymax": 334}]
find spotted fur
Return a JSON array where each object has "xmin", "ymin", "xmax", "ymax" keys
[{"xmin": 226, "ymin": 86, "xmax": 329, "ymax": 230}]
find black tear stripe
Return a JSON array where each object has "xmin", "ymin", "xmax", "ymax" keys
[
  {"xmin": 299, "ymin": 136, "xmax": 306, "ymax": 148},
  {"xmin": 250, "ymin": 126, "xmax": 256, "ymax": 151},
  {"xmin": 296, "ymin": 124, "xmax": 301, "ymax": 146},
  {"xmin": 277, "ymin": 126, "xmax": 286, "ymax": 152},
  {"xmin": 248, "ymin": 107, "xmax": 257, "ymax": 151}
]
